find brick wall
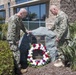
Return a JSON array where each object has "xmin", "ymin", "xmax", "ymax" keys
[
  {"xmin": 46, "ymin": 0, "xmax": 76, "ymax": 29},
  {"xmin": 0, "ymin": 0, "xmax": 4, "ymax": 5},
  {"xmin": 60, "ymin": 0, "xmax": 76, "ymax": 23},
  {"xmin": 4, "ymin": 0, "xmax": 16, "ymax": 22},
  {"xmin": 46, "ymin": 0, "xmax": 60, "ymax": 29},
  {"xmin": 0, "ymin": 0, "xmax": 76, "ymax": 24}
]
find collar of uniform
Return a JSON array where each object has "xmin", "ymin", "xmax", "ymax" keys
[
  {"xmin": 15, "ymin": 14, "xmax": 21, "ymax": 20},
  {"xmin": 57, "ymin": 10, "xmax": 61, "ymax": 17}
]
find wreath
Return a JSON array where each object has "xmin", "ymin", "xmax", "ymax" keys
[{"xmin": 27, "ymin": 43, "xmax": 50, "ymax": 66}]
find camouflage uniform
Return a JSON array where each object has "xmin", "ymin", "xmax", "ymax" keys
[
  {"xmin": 52, "ymin": 11, "xmax": 70, "ymax": 59},
  {"xmin": 52, "ymin": 11, "xmax": 70, "ymax": 46},
  {"xmin": 7, "ymin": 14, "xmax": 26, "ymax": 74}
]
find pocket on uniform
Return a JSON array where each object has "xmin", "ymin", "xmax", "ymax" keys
[{"xmin": 10, "ymin": 44, "xmax": 17, "ymax": 51}]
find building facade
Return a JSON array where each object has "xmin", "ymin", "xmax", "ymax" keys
[{"xmin": 0, "ymin": 0, "xmax": 76, "ymax": 30}]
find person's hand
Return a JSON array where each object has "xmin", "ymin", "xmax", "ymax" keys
[
  {"xmin": 26, "ymin": 30, "xmax": 32, "ymax": 34},
  {"xmin": 56, "ymin": 37, "xmax": 59, "ymax": 42},
  {"xmin": 16, "ymin": 41, "xmax": 19, "ymax": 45}
]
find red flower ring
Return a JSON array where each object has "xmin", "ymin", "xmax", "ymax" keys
[{"xmin": 27, "ymin": 44, "xmax": 50, "ymax": 66}]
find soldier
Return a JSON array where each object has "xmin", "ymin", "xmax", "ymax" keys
[
  {"xmin": 7, "ymin": 8, "xmax": 28, "ymax": 75},
  {"xmin": 50, "ymin": 5, "xmax": 70, "ymax": 67}
]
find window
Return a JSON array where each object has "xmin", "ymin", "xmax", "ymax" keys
[
  {"xmin": 41, "ymin": 4, "xmax": 46, "ymax": 21},
  {"xmin": 0, "ymin": 11, "xmax": 5, "ymax": 24},
  {"xmin": 16, "ymin": 7, "xmax": 20, "ymax": 13},
  {"xmin": 29, "ymin": 5, "xmax": 39, "ymax": 21},
  {"xmin": 40, "ymin": 4, "xmax": 46, "ymax": 27},
  {"xmin": 0, "ymin": 5, "xmax": 5, "ymax": 23},
  {"xmin": 8, "ymin": 3, "xmax": 10, "ymax": 17},
  {"xmin": 28, "ymin": 5, "xmax": 40, "ymax": 30},
  {"xmin": 0, "ymin": 5, "xmax": 4, "ymax": 9},
  {"xmin": 16, "ymin": 4, "xmax": 46, "ymax": 30},
  {"xmin": 16, "ymin": 0, "xmax": 30, "ymax": 4}
]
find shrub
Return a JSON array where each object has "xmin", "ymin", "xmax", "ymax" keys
[
  {"xmin": 0, "ymin": 24, "xmax": 2, "ymax": 31},
  {"xmin": 0, "ymin": 24, "xmax": 3, "ymax": 40},
  {"xmin": 0, "ymin": 23, "xmax": 8, "ymax": 40},
  {"xmin": 69, "ymin": 22, "xmax": 76, "ymax": 39},
  {"xmin": 60, "ymin": 41, "xmax": 76, "ymax": 71},
  {"xmin": 0, "ymin": 41, "xmax": 14, "ymax": 75},
  {"xmin": 60, "ymin": 22, "xmax": 76, "ymax": 71},
  {"xmin": 1, "ymin": 24, "xmax": 8, "ymax": 40}
]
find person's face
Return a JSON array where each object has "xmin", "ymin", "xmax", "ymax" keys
[
  {"xmin": 21, "ymin": 12, "xmax": 27, "ymax": 18},
  {"xmin": 50, "ymin": 8, "xmax": 57, "ymax": 15}
]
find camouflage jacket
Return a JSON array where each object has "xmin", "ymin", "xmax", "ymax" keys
[
  {"xmin": 53, "ymin": 11, "xmax": 70, "ymax": 40},
  {"xmin": 7, "ymin": 14, "xmax": 26, "ymax": 42}
]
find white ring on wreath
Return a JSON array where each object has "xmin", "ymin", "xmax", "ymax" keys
[{"xmin": 27, "ymin": 43, "xmax": 50, "ymax": 66}]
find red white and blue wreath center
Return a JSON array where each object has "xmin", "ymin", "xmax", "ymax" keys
[{"xmin": 27, "ymin": 44, "xmax": 50, "ymax": 66}]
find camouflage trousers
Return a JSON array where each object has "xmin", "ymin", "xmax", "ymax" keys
[
  {"xmin": 8, "ymin": 41, "xmax": 21, "ymax": 74},
  {"xmin": 57, "ymin": 39, "xmax": 69, "ymax": 60},
  {"xmin": 8, "ymin": 41, "xmax": 20, "ymax": 64}
]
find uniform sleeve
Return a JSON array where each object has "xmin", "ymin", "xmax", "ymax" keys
[
  {"xmin": 56, "ymin": 15, "xmax": 68, "ymax": 40},
  {"xmin": 20, "ymin": 20, "xmax": 27, "ymax": 33},
  {"xmin": 7, "ymin": 19, "xmax": 16, "ymax": 41},
  {"xmin": 50, "ymin": 24, "xmax": 55, "ymax": 30}
]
